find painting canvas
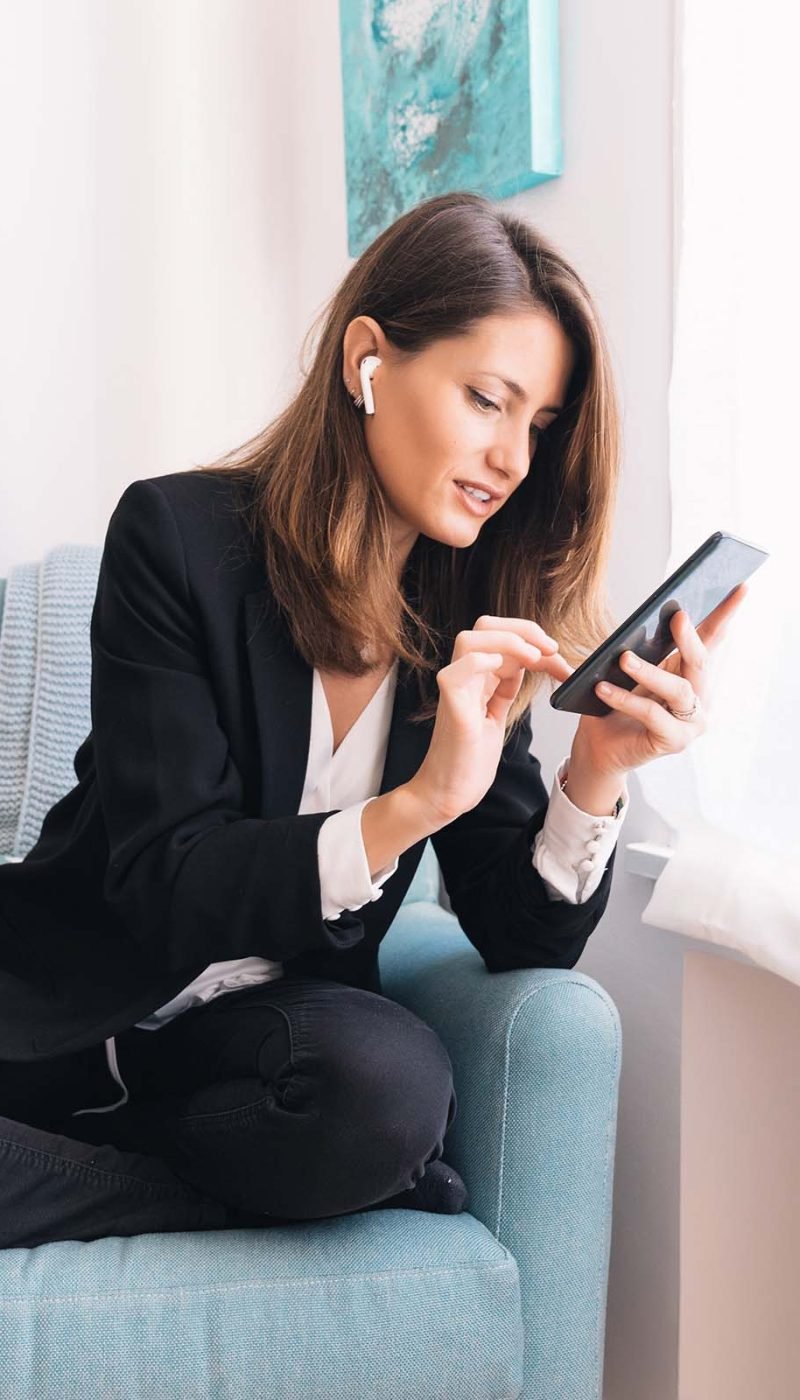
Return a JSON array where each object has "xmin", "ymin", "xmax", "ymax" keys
[{"xmin": 338, "ymin": 0, "xmax": 562, "ymax": 257}]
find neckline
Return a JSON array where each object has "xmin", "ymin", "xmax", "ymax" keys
[{"xmin": 316, "ymin": 658, "xmax": 399, "ymax": 760}]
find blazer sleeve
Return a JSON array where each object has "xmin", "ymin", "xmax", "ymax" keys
[
  {"xmin": 430, "ymin": 707, "xmax": 619, "ymax": 972},
  {"xmin": 90, "ymin": 478, "xmax": 367, "ymax": 973}
]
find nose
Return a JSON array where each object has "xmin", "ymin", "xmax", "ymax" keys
[{"xmin": 488, "ymin": 424, "xmax": 532, "ymax": 488}]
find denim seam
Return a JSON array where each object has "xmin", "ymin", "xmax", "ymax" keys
[
  {"xmin": 0, "ymin": 1259, "xmax": 517, "ymax": 1307},
  {"xmin": 124, "ymin": 999, "xmax": 304, "ymax": 1128},
  {"xmin": 176, "ymin": 1089, "xmax": 276, "ymax": 1127},
  {"xmin": 0, "ymin": 1135, "xmax": 205, "ymax": 1204}
]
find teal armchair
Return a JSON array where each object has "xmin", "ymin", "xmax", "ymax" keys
[{"xmin": 0, "ymin": 558, "xmax": 621, "ymax": 1399}]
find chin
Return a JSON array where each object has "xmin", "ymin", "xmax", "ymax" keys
[{"xmin": 426, "ymin": 519, "xmax": 481, "ymax": 548}]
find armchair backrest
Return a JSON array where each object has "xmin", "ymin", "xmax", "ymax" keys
[
  {"xmin": 0, "ymin": 563, "xmax": 441, "ymax": 902},
  {"xmin": 0, "ymin": 547, "xmax": 103, "ymax": 862}
]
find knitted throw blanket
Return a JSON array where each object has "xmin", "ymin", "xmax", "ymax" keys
[{"xmin": 0, "ymin": 545, "xmax": 102, "ymax": 859}]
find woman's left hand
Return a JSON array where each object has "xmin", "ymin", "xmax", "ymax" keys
[{"xmin": 570, "ymin": 582, "xmax": 749, "ymax": 779}]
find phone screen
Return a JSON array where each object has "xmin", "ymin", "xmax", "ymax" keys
[{"xmin": 549, "ymin": 530, "xmax": 769, "ymax": 717}]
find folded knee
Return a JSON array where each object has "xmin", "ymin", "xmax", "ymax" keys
[{"xmin": 320, "ymin": 1013, "xmax": 455, "ymax": 1150}]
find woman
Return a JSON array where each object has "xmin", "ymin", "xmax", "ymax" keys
[{"xmin": 0, "ymin": 191, "xmax": 744, "ymax": 1248}]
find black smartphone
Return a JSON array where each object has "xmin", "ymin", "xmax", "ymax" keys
[{"xmin": 549, "ymin": 530, "xmax": 769, "ymax": 717}]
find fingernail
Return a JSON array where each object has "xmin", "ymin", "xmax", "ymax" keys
[{"xmin": 625, "ymin": 652, "xmax": 641, "ymax": 669}]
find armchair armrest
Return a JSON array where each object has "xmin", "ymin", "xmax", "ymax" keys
[{"xmin": 380, "ymin": 901, "xmax": 622, "ymax": 1400}]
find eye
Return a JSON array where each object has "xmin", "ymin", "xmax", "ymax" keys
[
  {"xmin": 468, "ymin": 388, "xmax": 500, "ymax": 414},
  {"xmin": 468, "ymin": 388, "xmax": 542, "ymax": 441}
]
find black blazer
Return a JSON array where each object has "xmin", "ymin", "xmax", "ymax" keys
[{"xmin": 0, "ymin": 471, "xmax": 617, "ymax": 1062}]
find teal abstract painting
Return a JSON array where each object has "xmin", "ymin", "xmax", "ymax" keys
[{"xmin": 339, "ymin": 0, "xmax": 562, "ymax": 257}]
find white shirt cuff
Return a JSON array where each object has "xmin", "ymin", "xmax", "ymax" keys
[
  {"xmin": 317, "ymin": 798, "xmax": 400, "ymax": 922},
  {"xmin": 531, "ymin": 754, "xmax": 629, "ymax": 904}
]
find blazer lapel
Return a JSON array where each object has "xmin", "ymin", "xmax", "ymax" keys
[{"xmin": 244, "ymin": 586, "xmax": 432, "ymax": 820}]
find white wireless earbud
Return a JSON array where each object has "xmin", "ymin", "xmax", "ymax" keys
[{"xmin": 359, "ymin": 355, "xmax": 382, "ymax": 415}]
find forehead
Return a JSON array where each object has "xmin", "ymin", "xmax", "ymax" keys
[{"xmin": 434, "ymin": 312, "xmax": 574, "ymax": 389}]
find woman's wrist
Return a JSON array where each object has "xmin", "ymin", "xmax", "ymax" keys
[
  {"xmin": 360, "ymin": 783, "xmax": 449, "ymax": 881},
  {"xmin": 562, "ymin": 742, "xmax": 628, "ymax": 817}
]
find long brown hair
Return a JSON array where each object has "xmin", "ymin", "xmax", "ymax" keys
[{"xmin": 198, "ymin": 191, "xmax": 622, "ymax": 742}]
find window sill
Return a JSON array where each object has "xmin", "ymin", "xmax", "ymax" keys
[{"xmin": 624, "ymin": 840, "xmax": 674, "ymax": 880}]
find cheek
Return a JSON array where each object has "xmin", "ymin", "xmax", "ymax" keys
[
  {"xmin": 403, "ymin": 397, "xmax": 453, "ymax": 455},
  {"xmin": 373, "ymin": 398, "xmax": 456, "ymax": 487}
]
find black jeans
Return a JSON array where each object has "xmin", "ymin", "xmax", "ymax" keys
[{"xmin": 0, "ymin": 976, "xmax": 458, "ymax": 1250}]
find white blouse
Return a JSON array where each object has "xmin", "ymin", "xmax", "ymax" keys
[
  {"xmin": 84, "ymin": 656, "xmax": 629, "ymax": 1115},
  {"xmin": 134, "ymin": 656, "xmax": 628, "ymax": 1030}
]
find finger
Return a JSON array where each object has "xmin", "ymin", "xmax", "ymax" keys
[
  {"xmin": 701, "ymin": 582, "xmax": 747, "ymax": 619},
  {"xmin": 619, "ymin": 647, "xmax": 703, "ymax": 710},
  {"xmin": 673, "ymin": 610, "xmax": 710, "ymax": 692},
  {"xmin": 683, "ymin": 584, "xmax": 746, "ymax": 645},
  {"xmin": 469, "ymin": 629, "xmax": 572, "ymax": 683},
  {"xmin": 440, "ymin": 651, "xmax": 526, "ymax": 709},
  {"xmin": 438, "ymin": 652, "xmax": 506, "ymax": 689},
  {"xmin": 649, "ymin": 610, "xmax": 712, "ymax": 692},
  {"xmin": 454, "ymin": 628, "xmax": 545, "ymax": 671},
  {"xmin": 453, "ymin": 629, "xmax": 572, "ymax": 686},
  {"xmin": 621, "ymin": 608, "xmax": 708, "ymax": 697},
  {"xmin": 595, "ymin": 679, "xmax": 692, "ymax": 744},
  {"xmin": 473, "ymin": 615, "xmax": 560, "ymax": 653},
  {"xmin": 547, "ymin": 653, "xmax": 575, "ymax": 683},
  {"xmin": 669, "ymin": 609, "xmax": 719, "ymax": 704},
  {"xmin": 695, "ymin": 585, "xmax": 747, "ymax": 648}
]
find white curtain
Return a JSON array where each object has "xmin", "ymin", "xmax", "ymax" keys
[{"xmin": 637, "ymin": 0, "xmax": 800, "ymax": 982}]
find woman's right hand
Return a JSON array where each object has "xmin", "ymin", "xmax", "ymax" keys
[{"xmin": 408, "ymin": 616, "xmax": 575, "ymax": 826}]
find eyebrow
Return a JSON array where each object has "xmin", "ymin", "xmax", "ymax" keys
[{"xmin": 481, "ymin": 372, "xmax": 563, "ymax": 414}]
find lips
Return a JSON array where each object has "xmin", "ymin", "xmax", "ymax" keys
[
  {"xmin": 454, "ymin": 481, "xmax": 494, "ymax": 516},
  {"xmin": 454, "ymin": 480, "xmax": 501, "ymax": 500}
]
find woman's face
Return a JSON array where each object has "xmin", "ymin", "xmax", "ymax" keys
[{"xmin": 342, "ymin": 310, "xmax": 576, "ymax": 575}]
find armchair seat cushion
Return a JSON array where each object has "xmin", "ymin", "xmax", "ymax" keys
[{"xmin": 0, "ymin": 1210, "xmax": 523, "ymax": 1400}]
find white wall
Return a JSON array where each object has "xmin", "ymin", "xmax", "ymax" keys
[
  {"xmin": 0, "ymin": 0, "xmax": 298, "ymax": 563},
  {"xmin": 1, "ymin": 2, "xmax": 680, "ymax": 1395}
]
